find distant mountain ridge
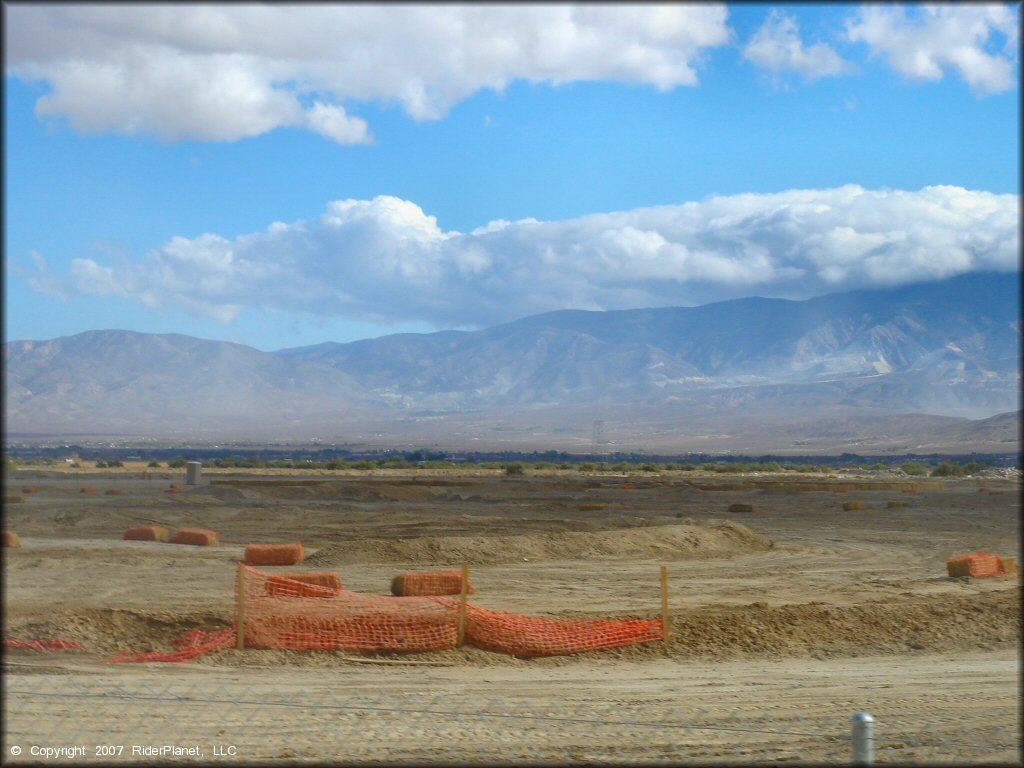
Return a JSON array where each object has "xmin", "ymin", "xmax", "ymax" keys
[{"xmin": 4, "ymin": 272, "xmax": 1020, "ymax": 448}]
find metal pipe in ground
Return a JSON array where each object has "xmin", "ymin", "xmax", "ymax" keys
[{"xmin": 852, "ymin": 712, "xmax": 875, "ymax": 765}]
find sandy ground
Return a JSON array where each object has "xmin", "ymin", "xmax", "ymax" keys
[{"xmin": 2, "ymin": 469, "xmax": 1020, "ymax": 764}]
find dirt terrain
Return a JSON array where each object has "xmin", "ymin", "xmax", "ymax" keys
[{"xmin": 3, "ymin": 467, "xmax": 1020, "ymax": 763}]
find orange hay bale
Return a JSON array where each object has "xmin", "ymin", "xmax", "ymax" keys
[
  {"xmin": 391, "ymin": 569, "xmax": 476, "ymax": 596},
  {"xmin": 886, "ymin": 500, "xmax": 910, "ymax": 508},
  {"xmin": 165, "ymin": 484, "xmax": 183, "ymax": 494},
  {"xmin": 842, "ymin": 501, "xmax": 866, "ymax": 511},
  {"xmin": 20, "ymin": 487, "xmax": 38, "ymax": 494},
  {"xmin": 265, "ymin": 572, "xmax": 343, "ymax": 597},
  {"xmin": 80, "ymin": 486, "xmax": 97, "ymax": 494},
  {"xmin": 2, "ymin": 531, "xmax": 22, "ymax": 547},
  {"xmin": 170, "ymin": 527, "xmax": 219, "ymax": 546},
  {"xmin": 122, "ymin": 525, "xmax": 170, "ymax": 542},
  {"xmin": 728, "ymin": 503, "xmax": 755, "ymax": 513},
  {"xmin": 946, "ymin": 552, "xmax": 1004, "ymax": 578},
  {"xmin": 577, "ymin": 503, "xmax": 606, "ymax": 512},
  {"xmin": 105, "ymin": 488, "xmax": 124, "ymax": 496},
  {"xmin": 4, "ymin": 496, "xmax": 27, "ymax": 504},
  {"xmin": 245, "ymin": 542, "xmax": 305, "ymax": 566}
]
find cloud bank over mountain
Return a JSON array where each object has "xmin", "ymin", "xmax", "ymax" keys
[{"xmin": 30, "ymin": 185, "xmax": 1018, "ymax": 329}]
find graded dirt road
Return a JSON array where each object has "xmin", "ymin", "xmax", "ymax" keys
[{"xmin": 3, "ymin": 468, "xmax": 1019, "ymax": 763}]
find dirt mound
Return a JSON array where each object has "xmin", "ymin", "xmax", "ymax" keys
[
  {"xmin": 305, "ymin": 522, "xmax": 773, "ymax": 567},
  {"xmin": 660, "ymin": 587, "xmax": 1021, "ymax": 661},
  {"xmin": 13, "ymin": 587, "xmax": 1012, "ymax": 667},
  {"xmin": 206, "ymin": 586, "xmax": 1018, "ymax": 667},
  {"xmin": 209, "ymin": 480, "xmax": 448, "ymax": 502},
  {"xmin": 4, "ymin": 608, "xmax": 230, "ymax": 656}
]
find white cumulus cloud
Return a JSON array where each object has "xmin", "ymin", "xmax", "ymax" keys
[
  {"xmin": 743, "ymin": 9, "xmax": 853, "ymax": 83},
  {"xmin": 846, "ymin": 4, "xmax": 1019, "ymax": 94},
  {"xmin": 34, "ymin": 187, "xmax": 1019, "ymax": 329},
  {"xmin": 6, "ymin": 4, "xmax": 731, "ymax": 144}
]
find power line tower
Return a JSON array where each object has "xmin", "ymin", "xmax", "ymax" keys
[{"xmin": 591, "ymin": 419, "xmax": 606, "ymax": 459}]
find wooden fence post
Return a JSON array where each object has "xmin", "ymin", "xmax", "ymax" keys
[
  {"xmin": 457, "ymin": 563, "xmax": 470, "ymax": 646},
  {"xmin": 236, "ymin": 562, "xmax": 247, "ymax": 650},
  {"xmin": 661, "ymin": 565, "xmax": 671, "ymax": 646}
]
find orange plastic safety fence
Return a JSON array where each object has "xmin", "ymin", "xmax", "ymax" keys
[
  {"xmin": 108, "ymin": 567, "xmax": 665, "ymax": 662},
  {"xmin": 238, "ymin": 566, "xmax": 663, "ymax": 657},
  {"xmin": 104, "ymin": 628, "xmax": 236, "ymax": 663},
  {"xmin": 5, "ymin": 637, "xmax": 83, "ymax": 652},
  {"xmin": 946, "ymin": 552, "xmax": 1004, "ymax": 578},
  {"xmin": 242, "ymin": 567, "xmax": 460, "ymax": 652},
  {"xmin": 465, "ymin": 605, "xmax": 664, "ymax": 656},
  {"xmin": 265, "ymin": 572, "xmax": 344, "ymax": 597}
]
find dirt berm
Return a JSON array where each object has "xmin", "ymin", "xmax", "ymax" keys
[{"xmin": 305, "ymin": 521, "xmax": 772, "ymax": 567}]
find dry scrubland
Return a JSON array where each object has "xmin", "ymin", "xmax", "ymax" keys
[{"xmin": 3, "ymin": 467, "xmax": 1020, "ymax": 764}]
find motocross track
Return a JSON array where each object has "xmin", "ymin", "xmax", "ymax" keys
[{"xmin": 3, "ymin": 468, "xmax": 1019, "ymax": 763}]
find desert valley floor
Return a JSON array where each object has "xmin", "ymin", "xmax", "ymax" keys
[{"xmin": 3, "ymin": 466, "xmax": 1020, "ymax": 764}]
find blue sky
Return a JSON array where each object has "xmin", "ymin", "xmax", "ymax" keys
[{"xmin": 4, "ymin": 4, "xmax": 1020, "ymax": 351}]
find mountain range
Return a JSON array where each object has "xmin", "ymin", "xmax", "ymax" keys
[{"xmin": 5, "ymin": 272, "xmax": 1020, "ymax": 453}]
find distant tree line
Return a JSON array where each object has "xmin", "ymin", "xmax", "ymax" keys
[{"xmin": 4, "ymin": 455, "xmax": 997, "ymax": 477}]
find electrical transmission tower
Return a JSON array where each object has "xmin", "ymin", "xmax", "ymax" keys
[{"xmin": 591, "ymin": 419, "xmax": 607, "ymax": 459}]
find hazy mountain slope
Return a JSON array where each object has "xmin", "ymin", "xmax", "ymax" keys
[
  {"xmin": 277, "ymin": 272, "xmax": 1019, "ymax": 413},
  {"xmin": 4, "ymin": 272, "xmax": 1019, "ymax": 440},
  {"xmin": 4, "ymin": 330, "xmax": 374, "ymax": 436}
]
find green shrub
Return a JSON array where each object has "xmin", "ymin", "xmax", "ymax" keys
[
  {"xmin": 901, "ymin": 461, "xmax": 928, "ymax": 476},
  {"xmin": 504, "ymin": 463, "xmax": 525, "ymax": 476},
  {"xmin": 931, "ymin": 460, "xmax": 965, "ymax": 477}
]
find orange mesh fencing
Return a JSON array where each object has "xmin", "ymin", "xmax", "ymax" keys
[
  {"xmin": 266, "ymin": 572, "xmax": 344, "ymax": 597},
  {"xmin": 245, "ymin": 542, "xmax": 305, "ymax": 566},
  {"xmin": 391, "ymin": 569, "xmax": 475, "ymax": 596},
  {"xmin": 947, "ymin": 552, "xmax": 1004, "ymax": 578},
  {"xmin": 106, "ymin": 566, "xmax": 665, "ymax": 662},
  {"xmin": 123, "ymin": 525, "xmax": 170, "ymax": 542},
  {"xmin": 238, "ymin": 566, "xmax": 661, "ymax": 658},
  {"xmin": 105, "ymin": 628, "xmax": 235, "ymax": 663},
  {"xmin": 464, "ymin": 604, "xmax": 664, "ymax": 656},
  {"xmin": 21, "ymin": 486, "xmax": 39, "ymax": 494},
  {"xmin": 2, "ymin": 531, "xmax": 22, "ymax": 547},
  {"xmin": 105, "ymin": 488, "xmax": 124, "ymax": 496},
  {"xmin": 170, "ymin": 528, "xmax": 219, "ymax": 546},
  {"xmin": 5, "ymin": 637, "xmax": 83, "ymax": 652},
  {"xmin": 81, "ymin": 486, "xmax": 97, "ymax": 494}
]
